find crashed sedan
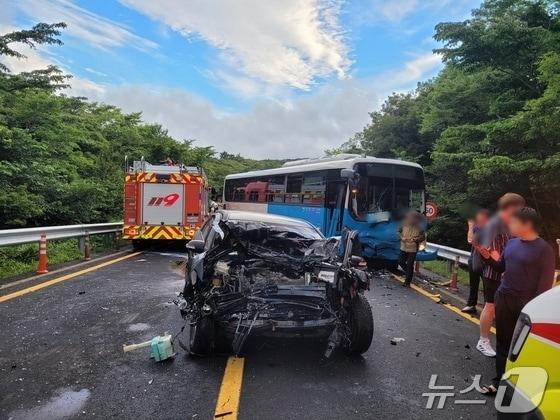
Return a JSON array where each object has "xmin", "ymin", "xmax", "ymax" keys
[{"xmin": 175, "ymin": 210, "xmax": 373, "ymax": 357}]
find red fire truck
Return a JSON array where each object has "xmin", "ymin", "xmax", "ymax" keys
[{"xmin": 122, "ymin": 157, "xmax": 209, "ymax": 247}]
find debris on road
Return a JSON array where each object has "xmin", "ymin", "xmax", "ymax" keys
[
  {"xmin": 123, "ymin": 334, "xmax": 175, "ymax": 362},
  {"xmin": 390, "ymin": 337, "xmax": 405, "ymax": 345}
]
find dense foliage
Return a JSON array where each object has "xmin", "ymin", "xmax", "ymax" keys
[
  {"xmin": 336, "ymin": 0, "xmax": 560, "ymax": 247},
  {"xmin": 0, "ymin": 24, "xmax": 282, "ymax": 228}
]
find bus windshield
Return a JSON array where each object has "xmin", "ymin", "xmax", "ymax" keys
[{"xmin": 352, "ymin": 163, "xmax": 425, "ymax": 219}]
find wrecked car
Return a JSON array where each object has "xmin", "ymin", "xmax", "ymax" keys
[{"xmin": 175, "ymin": 210, "xmax": 373, "ymax": 357}]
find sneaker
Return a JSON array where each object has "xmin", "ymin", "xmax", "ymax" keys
[
  {"xmin": 461, "ymin": 305, "xmax": 477, "ymax": 314},
  {"xmin": 476, "ymin": 338, "xmax": 496, "ymax": 357}
]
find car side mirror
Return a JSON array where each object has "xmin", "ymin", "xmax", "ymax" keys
[{"xmin": 186, "ymin": 239, "xmax": 205, "ymax": 253}]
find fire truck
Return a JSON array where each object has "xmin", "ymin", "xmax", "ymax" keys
[{"xmin": 122, "ymin": 157, "xmax": 209, "ymax": 247}]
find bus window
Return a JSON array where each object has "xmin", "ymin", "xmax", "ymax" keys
[
  {"xmin": 286, "ymin": 175, "xmax": 302, "ymax": 204},
  {"xmin": 302, "ymin": 173, "xmax": 325, "ymax": 205},
  {"xmin": 268, "ymin": 176, "xmax": 286, "ymax": 203}
]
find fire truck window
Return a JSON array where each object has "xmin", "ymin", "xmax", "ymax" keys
[{"xmin": 268, "ymin": 176, "xmax": 286, "ymax": 203}]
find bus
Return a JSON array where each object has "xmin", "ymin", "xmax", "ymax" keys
[{"xmin": 223, "ymin": 154, "xmax": 436, "ymax": 266}]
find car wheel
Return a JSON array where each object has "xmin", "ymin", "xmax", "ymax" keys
[
  {"xmin": 347, "ymin": 294, "xmax": 374, "ymax": 354},
  {"xmin": 189, "ymin": 316, "xmax": 215, "ymax": 356}
]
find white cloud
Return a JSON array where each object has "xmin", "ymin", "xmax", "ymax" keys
[
  {"xmin": 372, "ymin": 0, "xmax": 420, "ymax": 22},
  {"xmin": 84, "ymin": 67, "xmax": 107, "ymax": 77},
  {"xmin": 120, "ymin": 0, "xmax": 350, "ymax": 91},
  {"xmin": 16, "ymin": 0, "xmax": 157, "ymax": 51},
  {"xmin": 1, "ymin": 15, "xmax": 441, "ymax": 159},
  {"xmin": 80, "ymin": 52, "xmax": 441, "ymax": 159},
  {"xmin": 378, "ymin": 52, "xmax": 441, "ymax": 88}
]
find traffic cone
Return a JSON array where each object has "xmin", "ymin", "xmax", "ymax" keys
[
  {"xmin": 37, "ymin": 234, "xmax": 48, "ymax": 274},
  {"xmin": 84, "ymin": 234, "xmax": 91, "ymax": 261}
]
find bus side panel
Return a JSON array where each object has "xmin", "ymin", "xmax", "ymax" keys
[{"xmin": 267, "ymin": 203, "xmax": 325, "ymax": 231}]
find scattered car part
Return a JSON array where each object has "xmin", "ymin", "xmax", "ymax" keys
[{"xmin": 123, "ymin": 334, "xmax": 175, "ymax": 362}]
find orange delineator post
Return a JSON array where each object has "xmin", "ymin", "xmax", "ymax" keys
[{"xmin": 37, "ymin": 234, "xmax": 48, "ymax": 274}]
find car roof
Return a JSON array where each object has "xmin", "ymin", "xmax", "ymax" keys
[
  {"xmin": 523, "ymin": 286, "xmax": 560, "ymax": 323},
  {"xmin": 218, "ymin": 210, "xmax": 322, "ymax": 230}
]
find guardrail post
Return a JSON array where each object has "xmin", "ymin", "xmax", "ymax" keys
[
  {"xmin": 114, "ymin": 230, "xmax": 121, "ymax": 250},
  {"xmin": 449, "ymin": 255, "xmax": 459, "ymax": 292},
  {"xmin": 84, "ymin": 233, "xmax": 91, "ymax": 261},
  {"xmin": 37, "ymin": 234, "xmax": 48, "ymax": 274}
]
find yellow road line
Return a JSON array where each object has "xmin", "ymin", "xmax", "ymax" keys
[
  {"xmin": 390, "ymin": 273, "xmax": 496, "ymax": 334},
  {"xmin": 215, "ymin": 356, "xmax": 245, "ymax": 419},
  {"xmin": 0, "ymin": 251, "xmax": 143, "ymax": 303}
]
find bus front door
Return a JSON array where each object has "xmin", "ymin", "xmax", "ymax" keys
[{"xmin": 325, "ymin": 180, "xmax": 346, "ymax": 237}]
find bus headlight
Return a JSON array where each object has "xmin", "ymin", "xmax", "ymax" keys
[{"xmin": 509, "ymin": 312, "xmax": 531, "ymax": 362}]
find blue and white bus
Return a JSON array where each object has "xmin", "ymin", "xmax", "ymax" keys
[{"xmin": 223, "ymin": 154, "xmax": 435, "ymax": 265}]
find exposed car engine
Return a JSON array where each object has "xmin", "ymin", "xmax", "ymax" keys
[{"xmin": 175, "ymin": 212, "xmax": 373, "ymax": 357}]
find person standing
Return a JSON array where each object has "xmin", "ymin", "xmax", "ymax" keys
[
  {"xmin": 398, "ymin": 211, "xmax": 426, "ymax": 287},
  {"xmin": 476, "ymin": 193, "xmax": 525, "ymax": 357},
  {"xmin": 478, "ymin": 207, "xmax": 555, "ymax": 394},
  {"xmin": 462, "ymin": 209, "xmax": 490, "ymax": 314}
]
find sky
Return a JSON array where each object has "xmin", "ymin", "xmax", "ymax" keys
[{"xmin": 2, "ymin": 0, "xmax": 481, "ymax": 159}]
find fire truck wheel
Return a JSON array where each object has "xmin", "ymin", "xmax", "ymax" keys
[{"xmin": 132, "ymin": 239, "xmax": 148, "ymax": 250}]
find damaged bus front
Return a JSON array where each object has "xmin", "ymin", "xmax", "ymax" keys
[{"xmin": 175, "ymin": 210, "xmax": 373, "ymax": 357}]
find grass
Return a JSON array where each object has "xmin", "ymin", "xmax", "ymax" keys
[
  {"xmin": 0, "ymin": 234, "xmax": 123, "ymax": 280},
  {"xmin": 422, "ymin": 259, "xmax": 470, "ymax": 286}
]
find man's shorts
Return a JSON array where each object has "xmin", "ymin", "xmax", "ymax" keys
[{"xmin": 482, "ymin": 277, "xmax": 500, "ymax": 303}]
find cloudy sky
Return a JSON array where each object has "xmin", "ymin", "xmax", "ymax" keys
[{"xmin": 3, "ymin": 0, "xmax": 480, "ymax": 158}]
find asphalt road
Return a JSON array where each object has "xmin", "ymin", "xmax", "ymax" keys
[{"xmin": 0, "ymin": 251, "xmax": 497, "ymax": 420}]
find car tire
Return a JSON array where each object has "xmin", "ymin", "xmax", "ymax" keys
[
  {"xmin": 347, "ymin": 294, "xmax": 374, "ymax": 354},
  {"xmin": 189, "ymin": 316, "xmax": 214, "ymax": 356}
]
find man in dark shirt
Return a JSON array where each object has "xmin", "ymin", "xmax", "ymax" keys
[
  {"xmin": 476, "ymin": 193, "xmax": 525, "ymax": 357},
  {"xmin": 478, "ymin": 207, "xmax": 555, "ymax": 394}
]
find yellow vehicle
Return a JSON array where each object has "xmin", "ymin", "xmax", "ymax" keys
[{"xmin": 499, "ymin": 286, "xmax": 560, "ymax": 419}]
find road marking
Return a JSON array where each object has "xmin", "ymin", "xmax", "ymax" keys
[
  {"xmin": 215, "ymin": 356, "xmax": 245, "ymax": 419},
  {"xmin": 390, "ymin": 273, "xmax": 495, "ymax": 334},
  {"xmin": 0, "ymin": 252, "xmax": 143, "ymax": 303}
]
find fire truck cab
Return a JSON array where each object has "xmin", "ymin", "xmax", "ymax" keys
[{"xmin": 122, "ymin": 158, "xmax": 209, "ymax": 247}]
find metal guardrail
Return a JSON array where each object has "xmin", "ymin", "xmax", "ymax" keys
[
  {"xmin": 427, "ymin": 242, "xmax": 470, "ymax": 266},
  {"xmin": 0, "ymin": 223, "xmax": 123, "ymax": 247}
]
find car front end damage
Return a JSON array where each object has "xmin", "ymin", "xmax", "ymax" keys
[{"xmin": 175, "ymin": 213, "xmax": 373, "ymax": 357}]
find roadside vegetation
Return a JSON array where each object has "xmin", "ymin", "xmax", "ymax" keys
[
  {"xmin": 1, "ymin": 0, "xmax": 559, "ymax": 255},
  {"xmin": 332, "ymin": 0, "xmax": 560, "ymax": 248},
  {"xmin": 422, "ymin": 260, "xmax": 470, "ymax": 286},
  {"xmin": 0, "ymin": 235, "xmax": 122, "ymax": 279}
]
